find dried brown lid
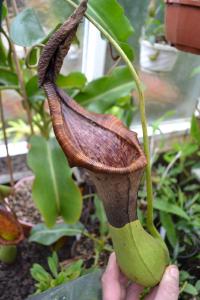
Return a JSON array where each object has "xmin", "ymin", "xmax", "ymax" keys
[
  {"xmin": 165, "ymin": 0, "xmax": 200, "ymax": 7},
  {"xmin": 38, "ymin": 0, "xmax": 147, "ymax": 175}
]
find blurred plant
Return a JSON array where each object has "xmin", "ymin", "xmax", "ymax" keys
[
  {"xmin": 30, "ymin": 251, "xmax": 83, "ymax": 294},
  {"xmin": 142, "ymin": 0, "xmax": 165, "ymax": 44},
  {"xmin": 0, "ymin": 119, "xmax": 39, "ymax": 142}
]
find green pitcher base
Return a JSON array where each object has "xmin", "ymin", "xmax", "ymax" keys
[{"xmin": 109, "ymin": 220, "xmax": 170, "ymax": 287}]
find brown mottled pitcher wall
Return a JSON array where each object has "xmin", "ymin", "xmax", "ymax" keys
[{"xmin": 38, "ymin": 0, "xmax": 147, "ymax": 228}]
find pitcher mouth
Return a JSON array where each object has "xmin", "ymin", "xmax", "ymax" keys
[
  {"xmin": 44, "ymin": 83, "xmax": 147, "ymax": 174},
  {"xmin": 38, "ymin": 0, "xmax": 147, "ymax": 175}
]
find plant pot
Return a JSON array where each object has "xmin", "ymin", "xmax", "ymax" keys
[
  {"xmin": 5, "ymin": 176, "xmax": 36, "ymax": 238},
  {"xmin": 140, "ymin": 39, "xmax": 178, "ymax": 73},
  {"xmin": 165, "ymin": 0, "xmax": 200, "ymax": 54}
]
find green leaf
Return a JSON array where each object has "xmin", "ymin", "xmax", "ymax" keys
[
  {"xmin": 184, "ymin": 184, "xmax": 199, "ymax": 192},
  {"xmin": 174, "ymin": 142, "xmax": 198, "ymax": 158},
  {"xmin": 190, "ymin": 66, "xmax": 200, "ymax": 77},
  {"xmin": 94, "ymin": 195, "xmax": 108, "ymax": 236},
  {"xmin": 160, "ymin": 212, "xmax": 177, "ymax": 247},
  {"xmin": 0, "ymin": 37, "xmax": 7, "ymax": 67},
  {"xmin": 154, "ymin": 199, "xmax": 189, "ymax": 220},
  {"xmin": 29, "ymin": 222, "xmax": 84, "ymax": 246},
  {"xmin": 195, "ymin": 280, "xmax": 200, "ymax": 292},
  {"xmin": 63, "ymin": 259, "xmax": 83, "ymax": 280},
  {"xmin": 190, "ymin": 115, "xmax": 200, "ymax": 145},
  {"xmin": 84, "ymin": 0, "xmax": 134, "ymax": 60},
  {"xmin": 0, "ymin": 68, "xmax": 18, "ymax": 90},
  {"xmin": 10, "ymin": 8, "xmax": 46, "ymax": 47},
  {"xmin": 27, "ymin": 136, "xmax": 82, "ymax": 227},
  {"xmin": 183, "ymin": 283, "xmax": 198, "ymax": 296},
  {"xmin": 1, "ymin": 4, "xmax": 7, "ymax": 20},
  {"xmin": 48, "ymin": 252, "xmax": 59, "ymax": 278},
  {"xmin": 25, "ymin": 75, "xmax": 45, "ymax": 104},
  {"xmin": 31, "ymin": 263, "xmax": 52, "ymax": 283},
  {"xmin": 57, "ymin": 72, "xmax": 87, "ymax": 90},
  {"xmin": 191, "ymin": 166, "xmax": 200, "ymax": 182},
  {"xmin": 28, "ymin": 270, "xmax": 102, "ymax": 300},
  {"xmin": 75, "ymin": 66, "xmax": 135, "ymax": 113},
  {"xmin": 180, "ymin": 270, "xmax": 190, "ymax": 281}
]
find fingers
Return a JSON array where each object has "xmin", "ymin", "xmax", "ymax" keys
[
  {"xmin": 144, "ymin": 286, "xmax": 158, "ymax": 300},
  {"xmin": 145, "ymin": 265, "xmax": 179, "ymax": 300},
  {"xmin": 126, "ymin": 283, "xmax": 144, "ymax": 300},
  {"xmin": 102, "ymin": 253, "xmax": 126, "ymax": 300},
  {"xmin": 102, "ymin": 253, "xmax": 144, "ymax": 300}
]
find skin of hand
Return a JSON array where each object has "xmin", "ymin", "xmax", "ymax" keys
[{"xmin": 102, "ymin": 253, "xmax": 179, "ymax": 300}]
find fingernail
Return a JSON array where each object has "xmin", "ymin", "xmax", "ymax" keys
[{"xmin": 168, "ymin": 266, "xmax": 179, "ymax": 279}]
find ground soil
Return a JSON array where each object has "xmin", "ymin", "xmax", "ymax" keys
[
  {"xmin": 0, "ymin": 240, "xmax": 52, "ymax": 300},
  {"xmin": 0, "ymin": 175, "xmax": 109, "ymax": 300},
  {"xmin": 0, "ymin": 239, "xmax": 73, "ymax": 300},
  {"xmin": 7, "ymin": 177, "xmax": 42, "ymax": 224}
]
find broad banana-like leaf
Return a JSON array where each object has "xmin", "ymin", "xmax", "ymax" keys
[
  {"xmin": 27, "ymin": 136, "xmax": 82, "ymax": 227},
  {"xmin": 38, "ymin": 0, "xmax": 169, "ymax": 287},
  {"xmin": 0, "ymin": 205, "xmax": 24, "ymax": 245},
  {"xmin": 29, "ymin": 222, "xmax": 84, "ymax": 246},
  {"xmin": 82, "ymin": 0, "xmax": 134, "ymax": 60}
]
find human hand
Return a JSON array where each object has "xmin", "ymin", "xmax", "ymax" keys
[{"xmin": 102, "ymin": 253, "xmax": 179, "ymax": 300}]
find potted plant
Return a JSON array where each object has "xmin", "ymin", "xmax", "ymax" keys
[
  {"xmin": 165, "ymin": 0, "xmax": 200, "ymax": 54},
  {"xmin": 140, "ymin": 0, "xmax": 178, "ymax": 72},
  {"xmin": 38, "ymin": 0, "xmax": 170, "ymax": 288}
]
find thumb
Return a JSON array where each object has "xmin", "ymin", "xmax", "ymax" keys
[
  {"xmin": 102, "ymin": 253, "xmax": 125, "ymax": 300},
  {"xmin": 154, "ymin": 265, "xmax": 179, "ymax": 300}
]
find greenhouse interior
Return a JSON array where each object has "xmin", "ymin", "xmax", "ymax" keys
[{"xmin": 0, "ymin": 0, "xmax": 200, "ymax": 299}]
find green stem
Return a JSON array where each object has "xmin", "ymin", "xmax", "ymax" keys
[
  {"xmin": 65, "ymin": 0, "xmax": 159, "ymax": 237},
  {"xmin": 0, "ymin": 92, "xmax": 15, "ymax": 187}
]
